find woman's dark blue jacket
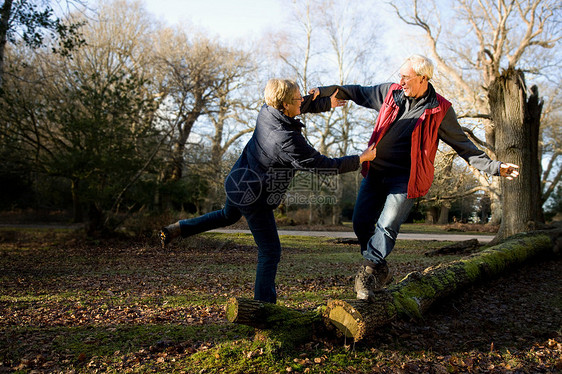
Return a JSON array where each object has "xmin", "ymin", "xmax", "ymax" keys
[{"xmin": 224, "ymin": 94, "xmax": 360, "ymax": 210}]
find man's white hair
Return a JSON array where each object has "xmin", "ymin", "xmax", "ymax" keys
[{"xmin": 406, "ymin": 55, "xmax": 434, "ymax": 80}]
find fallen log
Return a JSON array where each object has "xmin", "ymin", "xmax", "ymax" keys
[
  {"xmin": 225, "ymin": 297, "xmax": 327, "ymax": 348},
  {"xmin": 226, "ymin": 229, "xmax": 560, "ymax": 345},
  {"xmin": 325, "ymin": 231, "xmax": 558, "ymax": 342}
]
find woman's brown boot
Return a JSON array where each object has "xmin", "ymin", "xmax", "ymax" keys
[{"xmin": 159, "ymin": 222, "xmax": 181, "ymax": 248}]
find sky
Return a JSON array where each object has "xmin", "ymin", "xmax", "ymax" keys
[
  {"xmin": 141, "ymin": 0, "xmax": 286, "ymax": 41},
  {"xmin": 138, "ymin": 0, "xmax": 413, "ymax": 81}
]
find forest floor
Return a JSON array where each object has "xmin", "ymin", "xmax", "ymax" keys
[{"xmin": 0, "ymin": 226, "xmax": 560, "ymax": 373}]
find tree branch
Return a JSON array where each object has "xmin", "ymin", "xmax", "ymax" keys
[
  {"xmin": 391, "ymin": 0, "xmax": 475, "ymax": 97},
  {"xmin": 542, "ymin": 151, "xmax": 560, "ymax": 183},
  {"xmin": 457, "ymin": 113, "xmax": 491, "ymax": 120},
  {"xmin": 423, "ymin": 186, "xmax": 488, "ymax": 202},
  {"xmin": 460, "ymin": 126, "xmax": 492, "ymax": 149},
  {"xmin": 542, "ymin": 166, "xmax": 562, "ymax": 203}
]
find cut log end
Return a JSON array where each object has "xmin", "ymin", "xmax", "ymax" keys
[
  {"xmin": 326, "ymin": 295, "xmax": 397, "ymax": 342},
  {"xmin": 225, "ymin": 297, "xmax": 240, "ymax": 323},
  {"xmin": 326, "ymin": 301, "xmax": 365, "ymax": 339}
]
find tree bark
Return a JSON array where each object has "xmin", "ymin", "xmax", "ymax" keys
[
  {"xmin": 437, "ymin": 204, "xmax": 450, "ymax": 224},
  {"xmin": 170, "ymin": 104, "xmax": 202, "ymax": 182},
  {"xmin": 488, "ymin": 69, "xmax": 544, "ymax": 242},
  {"xmin": 526, "ymin": 85, "xmax": 544, "ymax": 223},
  {"xmin": 70, "ymin": 179, "xmax": 83, "ymax": 223},
  {"xmin": 325, "ymin": 231, "xmax": 558, "ymax": 342},
  {"xmin": 488, "ymin": 195, "xmax": 502, "ymax": 224},
  {"xmin": 226, "ymin": 297, "xmax": 327, "ymax": 348},
  {"xmin": 0, "ymin": 0, "xmax": 13, "ymax": 89},
  {"xmin": 425, "ymin": 207, "xmax": 438, "ymax": 224}
]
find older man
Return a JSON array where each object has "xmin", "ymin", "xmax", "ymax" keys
[{"xmin": 310, "ymin": 55, "xmax": 519, "ymax": 301}]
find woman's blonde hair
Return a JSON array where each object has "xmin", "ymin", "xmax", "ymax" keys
[{"xmin": 264, "ymin": 78, "xmax": 299, "ymax": 111}]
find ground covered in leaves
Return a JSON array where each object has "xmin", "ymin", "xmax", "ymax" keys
[{"xmin": 0, "ymin": 227, "xmax": 560, "ymax": 373}]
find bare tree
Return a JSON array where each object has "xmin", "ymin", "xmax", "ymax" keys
[
  {"xmin": 199, "ymin": 47, "xmax": 258, "ymax": 211},
  {"xmin": 154, "ymin": 31, "xmax": 234, "ymax": 184},
  {"xmin": 424, "ymin": 149, "xmax": 484, "ymax": 223},
  {"xmin": 391, "ymin": 0, "xmax": 561, "ymax": 239},
  {"xmin": 315, "ymin": 1, "xmax": 379, "ymax": 224},
  {"xmin": 268, "ymin": 0, "xmax": 379, "ymax": 224}
]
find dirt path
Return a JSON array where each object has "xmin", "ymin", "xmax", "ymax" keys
[{"xmin": 211, "ymin": 228, "xmax": 495, "ymax": 243}]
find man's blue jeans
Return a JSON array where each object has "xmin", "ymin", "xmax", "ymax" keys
[
  {"xmin": 352, "ymin": 171, "xmax": 414, "ymax": 264},
  {"xmin": 178, "ymin": 201, "xmax": 281, "ymax": 304}
]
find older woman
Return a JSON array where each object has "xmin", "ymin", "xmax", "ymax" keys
[{"xmin": 160, "ymin": 78, "xmax": 376, "ymax": 303}]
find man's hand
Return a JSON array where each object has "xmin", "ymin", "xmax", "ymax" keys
[
  {"xmin": 500, "ymin": 163, "xmax": 520, "ymax": 180},
  {"xmin": 329, "ymin": 89, "xmax": 347, "ymax": 108},
  {"xmin": 359, "ymin": 144, "xmax": 376, "ymax": 164},
  {"xmin": 309, "ymin": 87, "xmax": 346, "ymax": 107}
]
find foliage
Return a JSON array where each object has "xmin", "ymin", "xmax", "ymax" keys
[
  {"xmin": 1, "ymin": 0, "xmax": 85, "ymax": 54},
  {"xmin": 0, "ymin": 228, "xmax": 560, "ymax": 372},
  {"xmin": 1, "ymin": 0, "xmax": 559, "ymax": 233},
  {"xmin": 0, "ymin": 54, "xmax": 162, "ymax": 231},
  {"xmin": 0, "ymin": 149, "xmax": 34, "ymax": 210},
  {"xmin": 159, "ymin": 172, "xmax": 210, "ymax": 213}
]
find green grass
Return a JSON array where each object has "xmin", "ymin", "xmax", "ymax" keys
[{"xmin": 0, "ymin": 227, "xmax": 558, "ymax": 373}]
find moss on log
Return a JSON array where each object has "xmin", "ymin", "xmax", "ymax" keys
[
  {"xmin": 226, "ymin": 297, "xmax": 326, "ymax": 348},
  {"xmin": 326, "ymin": 232, "xmax": 557, "ymax": 342}
]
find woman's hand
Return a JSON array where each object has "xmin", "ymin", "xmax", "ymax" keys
[{"xmin": 359, "ymin": 144, "xmax": 376, "ymax": 164}]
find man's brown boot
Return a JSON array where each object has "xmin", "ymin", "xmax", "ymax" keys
[
  {"xmin": 354, "ymin": 260, "xmax": 393, "ymax": 301},
  {"xmin": 159, "ymin": 222, "xmax": 181, "ymax": 249}
]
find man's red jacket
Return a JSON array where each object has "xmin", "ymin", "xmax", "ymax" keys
[{"xmin": 362, "ymin": 83, "xmax": 452, "ymax": 198}]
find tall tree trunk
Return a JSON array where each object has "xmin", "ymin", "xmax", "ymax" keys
[
  {"xmin": 332, "ymin": 176, "xmax": 343, "ymax": 225},
  {"xmin": 205, "ymin": 98, "xmax": 227, "ymax": 212},
  {"xmin": 437, "ymin": 204, "xmax": 450, "ymax": 224},
  {"xmin": 487, "ymin": 180, "xmax": 502, "ymax": 225},
  {"xmin": 169, "ymin": 96, "xmax": 204, "ymax": 182},
  {"xmin": 70, "ymin": 179, "xmax": 83, "ymax": 223},
  {"xmin": 0, "ymin": 0, "xmax": 13, "ymax": 89},
  {"xmin": 526, "ymin": 85, "xmax": 544, "ymax": 223},
  {"xmin": 488, "ymin": 69, "xmax": 543, "ymax": 241},
  {"xmin": 425, "ymin": 206, "xmax": 438, "ymax": 224}
]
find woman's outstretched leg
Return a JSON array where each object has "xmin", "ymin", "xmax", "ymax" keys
[{"xmin": 160, "ymin": 202, "xmax": 242, "ymax": 248}]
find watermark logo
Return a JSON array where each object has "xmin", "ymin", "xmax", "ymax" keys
[
  {"xmin": 225, "ymin": 168, "xmax": 262, "ymax": 206},
  {"xmin": 271, "ymin": 192, "xmax": 337, "ymax": 206},
  {"xmin": 225, "ymin": 167, "xmax": 340, "ymax": 206}
]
